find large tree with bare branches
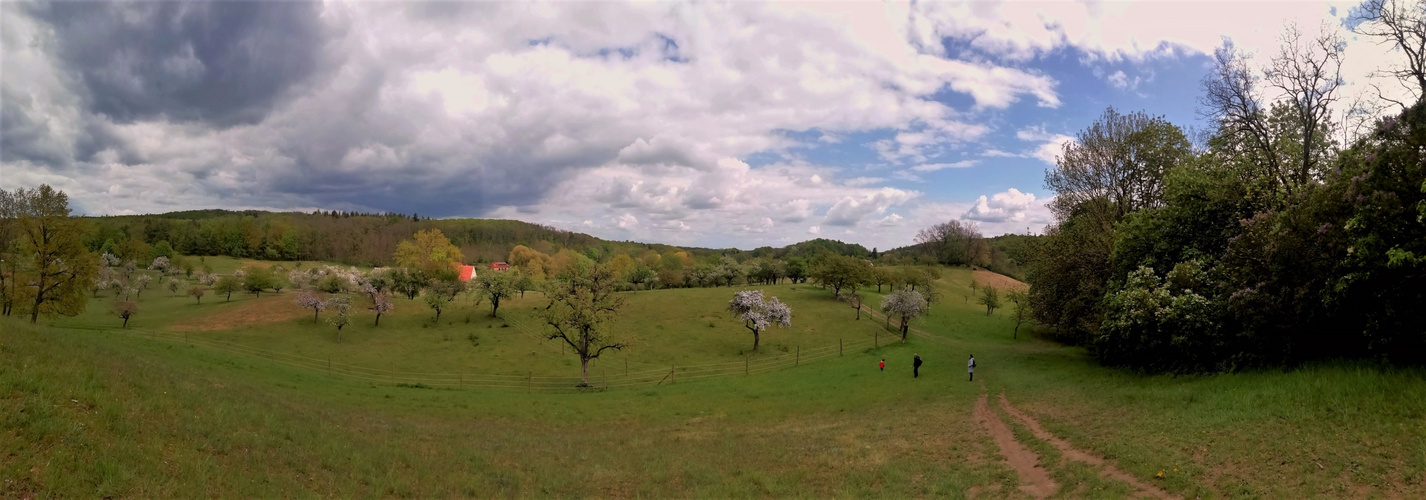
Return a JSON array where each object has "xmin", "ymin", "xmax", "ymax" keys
[{"xmin": 542, "ymin": 264, "xmax": 627, "ymax": 386}]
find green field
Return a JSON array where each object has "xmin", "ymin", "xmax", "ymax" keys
[{"xmin": 4, "ymin": 266, "xmax": 1424, "ymax": 498}]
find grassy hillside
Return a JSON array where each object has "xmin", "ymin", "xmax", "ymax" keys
[{"xmin": 4, "ymin": 266, "xmax": 1424, "ymax": 498}]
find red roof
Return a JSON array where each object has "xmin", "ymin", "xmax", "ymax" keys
[
  {"xmin": 458, "ymin": 265, "xmax": 476, "ymax": 282},
  {"xmin": 488, "ymin": 262, "xmax": 510, "ymax": 271}
]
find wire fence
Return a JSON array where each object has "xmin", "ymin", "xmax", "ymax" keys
[{"xmin": 56, "ymin": 315, "xmax": 902, "ymax": 392}]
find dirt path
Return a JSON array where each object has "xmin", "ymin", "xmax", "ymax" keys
[
  {"xmin": 998, "ymin": 394, "xmax": 1177, "ymax": 500},
  {"xmin": 974, "ymin": 393, "xmax": 1058, "ymax": 498}
]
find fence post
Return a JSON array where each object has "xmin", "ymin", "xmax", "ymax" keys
[
  {"xmin": 796, "ymin": 346, "xmax": 800, "ymax": 366},
  {"xmin": 528, "ymin": 371, "xmax": 532, "ymax": 391},
  {"xmin": 875, "ymin": 330, "xmax": 879, "ymax": 348},
  {"xmin": 671, "ymin": 365, "xmax": 675, "ymax": 384},
  {"xmin": 840, "ymin": 339, "xmax": 843, "ymax": 357},
  {"xmin": 745, "ymin": 355, "xmax": 749, "ymax": 376}
]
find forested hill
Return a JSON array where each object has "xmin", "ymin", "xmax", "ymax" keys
[
  {"xmin": 882, "ymin": 233, "xmax": 1037, "ymax": 280},
  {"xmin": 79, "ymin": 210, "xmax": 871, "ymax": 267}
]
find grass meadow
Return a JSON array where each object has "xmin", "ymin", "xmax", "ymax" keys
[{"xmin": 3, "ymin": 265, "xmax": 1424, "ymax": 498}]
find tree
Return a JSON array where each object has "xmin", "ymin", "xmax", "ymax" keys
[
  {"xmin": 542, "ymin": 264, "xmax": 627, "ymax": 386},
  {"xmin": 394, "ymin": 229, "xmax": 463, "ymax": 280},
  {"xmin": 512, "ymin": 268, "xmax": 535, "ymax": 298},
  {"xmin": 326, "ymin": 296, "xmax": 351, "ymax": 343},
  {"xmin": 1007, "ymin": 290, "xmax": 1032, "ymax": 339},
  {"xmin": 1352, "ymin": 0, "xmax": 1426, "ymax": 105},
  {"xmin": 607, "ymin": 253, "xmax": 634, "ymax": 279},
  {"xmin": 1047, "ymin": 107, "xmax": 1192, "ymax": 223},
  {"xmin": 242, "ymin": 266, "xmax": 275, "ymax": 298},
  {"xmin": 978, "ymin": 286, "xmax": 1001, "ymax": 315},
  {"xmin": 388, "ymin": 268, "xmax": 426, "ymax": 299},
  {"xmin": 188, "ymin": 285, "xmax": 206, "ymax": 305},
  {"xmin": 845, "ymin": 291, "xmax": 864, "ymax": 320},
  {"xmin": 296, "ymin": 289, "xmax": 326, "ymax": 322},
  {"xmin": 474, "ymin": 269, "xmax": 516, "ymax": 317},
  {"xmin": 871, "ymin": 267, "xmax": 892, "ymax": 292},
  {"xmin": 727, "ymin": 289, "xmax": 793, "ymax": 350},
  {"xmin": 785, "ymin": 257, "xmax": 808, "ymax": 283},
  {"xmin": 113, "ymin": 300, "xmax": 138, "ymax": 328},
  {"xmin": 915, "ymin": 220, "xmax": 985, "ymax": 266},
  {"xmin": 368, "ymin": 291, "xmax": 394, "ymax": 326},
  {"xmin": 881, "ymin": 288, "xmax": 928, "ymax": 342},
  {"xmin": 166, "ymin": 278, "xmax": 181, "ymax": 296},
  {"xmin": 149, "ymin": 256, "xmax": 171, "ymax": 273},
  {"xmin": 424, "ymin": 287, "xmax": 450, "ymax": 322},
  {"xmin": 625, "ymin": 263, "xmax": 655, "ymax": 291},
  {"xmin": 6, "ymin": 186, "xmax": 100, "ymax": 323},
  {"xmin": 214, "ymin": 275, "xmax": 241, "ymax": 302},
  {"xmin": 810, "ymin": 255, "xmax": 871, "ymax": 298},
  {"xmin": 1265, "ymin": 23, "xmax": 1343, "ymax": 188}
]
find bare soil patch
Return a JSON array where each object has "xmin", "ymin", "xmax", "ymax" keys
[
  {"xmin": 975, "ymin": 393, "xmax": 1057, "ymax": 498},
  {"xmin": 972, "ymin": 270, "xmax": 1027, "ymax": 292},
  {"xmin": 998, "ymin": 393, "xmax": 1176, "ymax": 500},
  {"xmin": 169, "ymin": 296, "xmax": 307, "ymax": 332}
]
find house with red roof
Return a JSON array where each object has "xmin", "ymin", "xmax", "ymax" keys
[
  {"xmin": 488, "ymin": 262, "xmax": 510, "ymax": 271},
  {"xmin": 458, "ymin": 265, "xmax": 476, "ymax": 282}
]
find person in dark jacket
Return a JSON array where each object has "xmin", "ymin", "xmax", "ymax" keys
[{"xmin": 913, "ymin": 354, "xmax": 923, "ymax": 378}]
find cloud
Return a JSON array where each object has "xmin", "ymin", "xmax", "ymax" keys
[
  {"xmin": 741, "ymin": 217, "xmax": 774, "ymax": 233},
  {"xmin": 1017, "ymin": 126, "xmax": 1075, "ymax": 165},
  {"xmin": 1106, "ymin": 70, "xmax": 1141, "ymax": 91},
  {"xmin": 962, "ymin": 188, "xmax": 1037, "ymax": 223},
  {"xmin": 616, "ymin": 213, "xmax": 639, "ymax": 228},
  {"xmin": 807, "ymin": 225, "xmax": 821, "ymax": 235},
  {"xmin": 912, "ymin": 160, "xmax": 976, "ymax": 172},
  {"xmin": 823, "ymin": 188, "xmax": 916, "ymax": 226}
]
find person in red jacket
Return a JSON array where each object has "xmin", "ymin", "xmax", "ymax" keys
[{"xmin": 879, "ymin": 358, "xmax": 885, "ymax": 371}]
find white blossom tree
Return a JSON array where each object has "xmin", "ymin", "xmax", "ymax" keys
[
  {"xmin": 326, "ymin": 296, "xmax": 351, "ymax": 343},
  {"xmin": 727, "ymin": 290, "xmax": 792, "ymax": 350},
  {"xmin": 296, "ymin": 289, "xmax": 326, "ymax": 323},
  {"xmin": 881, "ymin": 288, "xmax": 928, "ymax": 343}
]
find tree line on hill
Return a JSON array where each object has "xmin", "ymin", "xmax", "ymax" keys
[{"xmin": 1020, "ymin": 8, "xmax": 1426, "ymax": 372}]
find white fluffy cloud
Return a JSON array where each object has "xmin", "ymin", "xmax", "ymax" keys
[{"xmin": 963, "ymin": 188, "xmax": 1038, "ymax": 223}]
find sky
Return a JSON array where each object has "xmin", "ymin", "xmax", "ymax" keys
[{"xmin": 1, "ymin": 0, "xmax": 1409, "ymax": 250}]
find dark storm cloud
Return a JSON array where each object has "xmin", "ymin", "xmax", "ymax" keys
[
  {"xmin": 0, "ymin": 91, "xmax": 70, "ymax": 166},
  {"xmin": 28, "ymin": 1, "xmax": 327, "ymax": 127}
]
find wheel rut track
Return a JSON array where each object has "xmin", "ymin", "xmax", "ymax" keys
[
  {"xmin": 974, "ymin": 393, "xmax": 1057, "ymax": 498},
  {"xmin": 984, "ymin": 392, "xmax": 1179, "ymax": 500}
]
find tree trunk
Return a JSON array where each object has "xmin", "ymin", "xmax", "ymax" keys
[
  {"xmin": 753, "ymin": 329, "xmax": 760, "ymax": 350},
  {"xmin": 337, "ymin": 326, "xmax": 343, "ymax": 344},
  {"xmin": 855, "ymin": 304, "xmax": 861, "ymax": 320},
  {"xmin": 490, "ymin": 298, "xmax": 500, "ymax": 317},
  {"xmin": 580, "ymin": 357, "xmax": 590, "ymax": 385},
  {"xmin": 314, "ymin": 309, "xmax": 319, "ymax": 322},
  {"xmin": 1013, "ymin": 322, "xmax": 1019, "ymax": 339},
  {"xmin": 375, "ymin": 313, "xmax": 382, "ymax": 326},
  {"xmin": 899, "ymin": 316, "xmax": 909, "ymax": 343},
  {"xmin": 122, "ymin": 316, "xmax": 129, "ymax": 328}
]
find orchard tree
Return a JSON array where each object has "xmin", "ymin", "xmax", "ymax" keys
[
  {"xmin": 1007, "ymin": 289, "xmax": 1033, "ymax": 339},
  {"xmin": 424, "ymin": 286, "xmax": 450, "ymax": 321},
  {"xmin": 326, "ymin": 296, "xmax": 351, "ymax": 343},
  {"xmin": 113, "ymin": 300, "xmax": 138, "ymax": 328},
  {"xmin": 5, "ymin": 186, "xmax": 99, "ymax": 322},
  {"xmin": 512, "ymin": 268, "xmax": 535, "ymax": 298},
  {"xmin": 474, "ymin": 270, "xmax": 516, "ymax": 317},
  {"xmin": 727, "ymin": 289, "xmax": 793, "ymax": 350},
  {"xmin": 166, "ymin": 278, "xmax": 181, "ymax": 296},
  {"xmin": 978, "ymin": 286, "xmax": 1002, "ymax": 315},
  {"xmin": 881, "ymin": 288, "xmax": 928, "ymax": 342},
  {"xmin": 811, "ymin": 255, "xmax": 871, "ymax": 298},
  {"xmin": 188, "ymin": 286, "xmax": 206, "ymax": 305},
  {"xmin": 242, "ymin": 267, "xmax": 275, "ymax": 297},
  {"xmin": 296, "ymin": 290, "xmax": 326, "ymax": 322},
  {"xmin": 133, "ymin": 274, "xmax": 152, "ymax": 297},
  {"xmin": 625, "ymin": 263, "xmax": 655, "ymax": 291},
  {"xmin": 214, "ymin": 275, "xmax": 240, "ymax": 301},
  {"xmin": 846, "ymin": 291, "xmax": 864, "ymax": 320},
  {"xmin": 148, "ymin": 256, "xmax": 170, "ymax": 273},
  {"xmin": 368, "ymin": 291, "xmax": 394, "ymax": 326},
  {"xmin": 542, "ymin": 264, "xmax": 628, "ymax": 386}
]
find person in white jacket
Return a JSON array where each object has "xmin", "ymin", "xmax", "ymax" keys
[{"xmin": 967, "ymin": 354, "xmax": 976, "ymax": 382}]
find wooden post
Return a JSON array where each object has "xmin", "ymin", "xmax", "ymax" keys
[
  {"xmin": 745, "ymin": 356, "xmax": 749, "ymax": 376},
  {"xmin": 796, "ymin": 346, "xmax": 800, "ymax": 366},
  {"xmin": 671, "ymin": 365, "xmax": 675, "ymax": 384},
  {"xmin": 840, "ymin": 339, "xmax": 843, "ymax": 357},
  {"xmin": 528, "ymin": 371, "xmax": 532, "ymax": 391},
  {"xmin": 603, "ymin": 368, "xmax": 607, "ymax": 389},
  {"xmin": 875, "ymin": 330, "xmax": 879, "ymax": 348}
]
